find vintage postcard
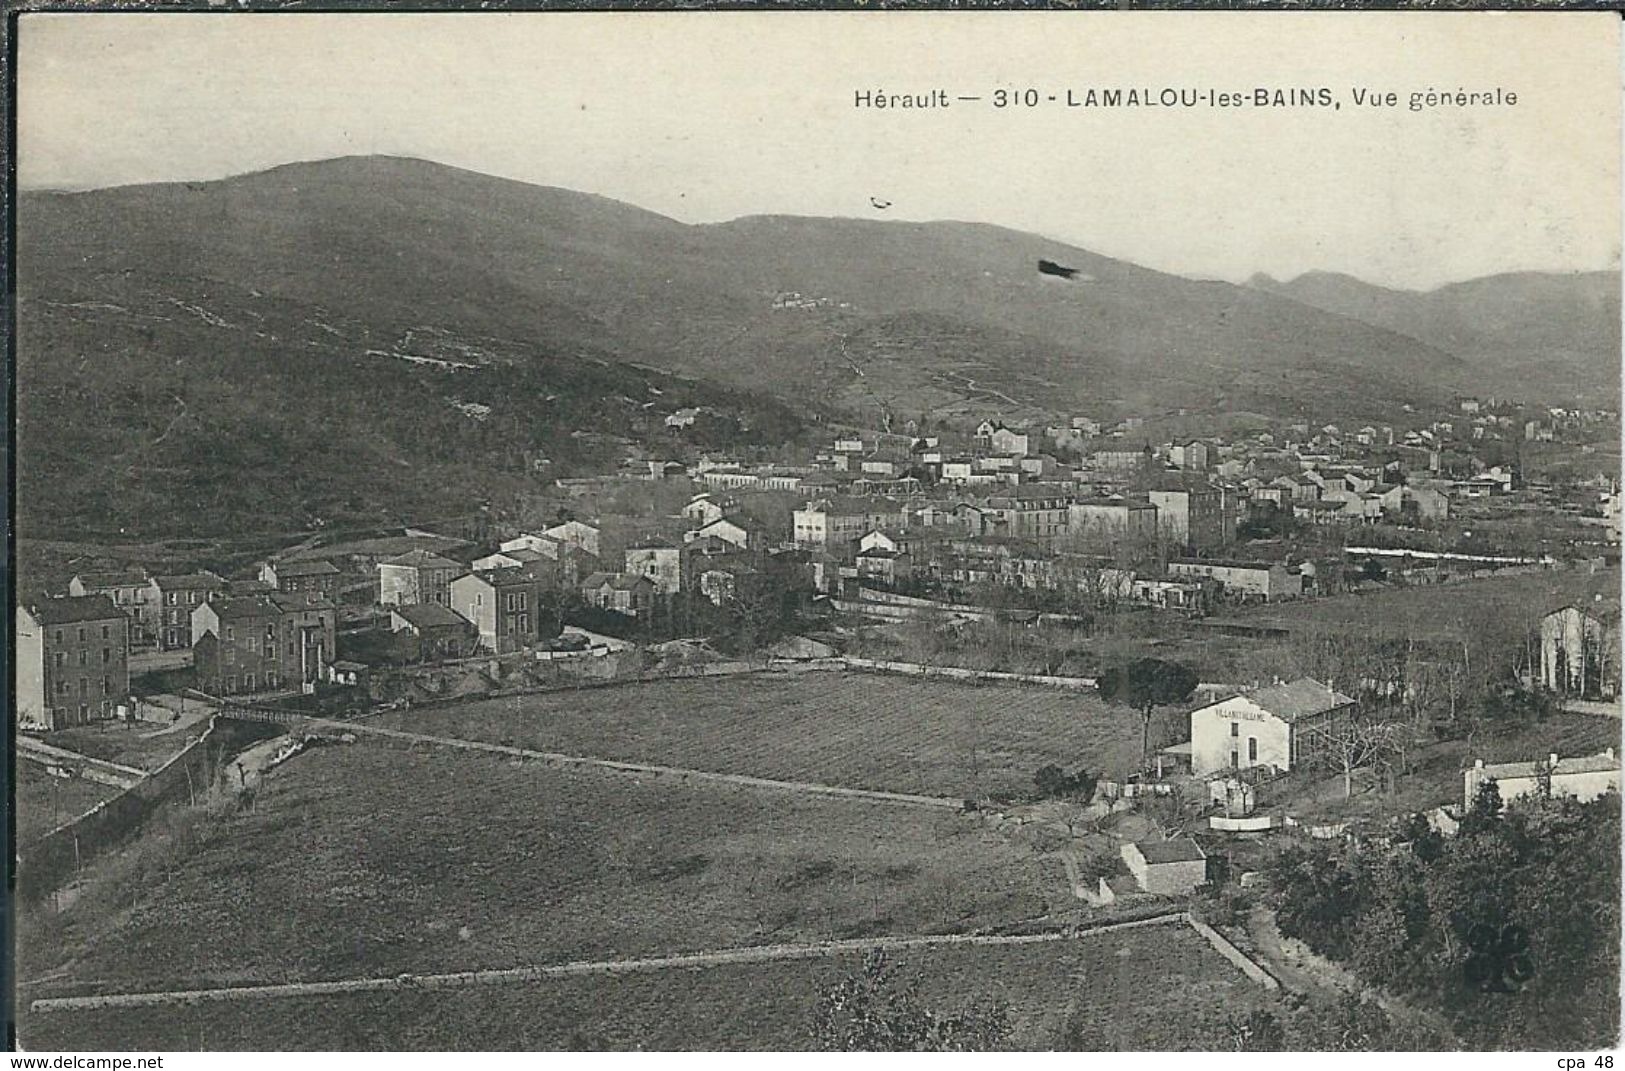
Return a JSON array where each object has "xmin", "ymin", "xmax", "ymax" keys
[{"xmin": 9, "ymin": 9, "xmax": 1622, "ymax": 1054}]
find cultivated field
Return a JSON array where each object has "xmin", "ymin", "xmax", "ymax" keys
[
  {"xmin": 368, "ymin": 672, "xmax": 1144, "ymax": 799},
  {"xmin": 18, "ymin": 743, "xmax": 1069, "ymax": 1002},
  {"xmin": 22, "ymin": 922, "xmax": 1262, "ymax": 1050}
]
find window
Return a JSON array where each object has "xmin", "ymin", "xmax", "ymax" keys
[
  {"xmin": 1230, "ymin": 722, "xmax": 1238, "ymax": 737},
  {"xmin": 102, "ymin": 624, "xmax": 111, "ymax": 639},
  {"xmin": 78, "ymin": 627, "xmax": 86, "ymax": 642},
  {"xmin": 166, "ymin": 593, "xmax": 178, "ymax": 607},
  {"xmin": 52, "ymin": 652, "xmax": 65, "ymax": 668},
  {"xmin": 56, "ymin": 680, "xmax": 67, "ymax": 695},
  {"xmin": 265, "ymin": 641, "xmax": 277, "ymax": 660},
  {"xmin": 226, "ymin": 626, "xmax": 235, "ymax": 642},
  {"xmin": 244, "ymin": 673, "xmax": 255, "ymax": 692},
  {"xmin": 54, "ymin": 630, "xmax": 63, "ymax": 644},
  {"xmin": 102, "ymin": 676, "xmax": 111, "ymax": 696},
  {"xmin": 1230, "ymin": 750, "xmax": 1239, "ymax": 769},
  {"xmin": 1248, "ymin": 738, "xmax": 1258, "ymax": 762},
  {"xmin": 226, "ymin": 676, "xmax": 237, "ymax": 693},
  {"xmin": 102, "ymin": 648, "xmax": 111, "ymax": 664},
  {"xmin": 78, "ymin": 651, "xmax": 88, "ymax": 667},
  {"xmin": 79, "ymin": 678, "xmax": 88, "ymax": 697}
]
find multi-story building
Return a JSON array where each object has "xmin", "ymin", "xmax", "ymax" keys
[
  {"xmin": 1067, "ymin": 497, "xmax": 1159, "ymax": 549},
  {"xmin": 1189, "ymin": 678, "xmax": 1356, "ymax": 777},
  {"xmin": 16, "ymin": 596, "xmax": 131, "ymax": 731},
  {"xmin": 150, "ymin": 571, "xmax": 227, "ymax": 651},
  {"xmin": 191, "ymin": 593, "xmax": 336, "ymax": 696},
  {"xmin": 625, "ymin": 537, "xmax": 685, "ymax": 595},
  {"xmin": 378, "ymin": 550, "xmax": 461, "ymax": 607},
  {"xmin": 259, "ymin": 558, "xmax": 342, "ymax": 600},
  {"xmin": 68, "ymin": 568, "xmax": 156, "ymax": 648},
  {"xmin": 1148, "ymin": 486, "xmax": 1228, "ymax": 551},
  {"xmin": 449, "ymin": 563, "xmax": 560, "ymax": 653},
  {"xmin": 792, "ymin": 496, "xmax": 904, "ymax": 548},
  {"xmin": 981, "ymin": 488, "xmax": 1073, "ymax": 544}
]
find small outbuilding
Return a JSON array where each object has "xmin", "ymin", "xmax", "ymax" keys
[{"xmin": 1121, "ymin": 837, "xmax": 1208, "ymax": 896}]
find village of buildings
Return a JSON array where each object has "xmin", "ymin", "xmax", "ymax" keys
[{"xmin": 16, "ymin": 387, "xmax": 1623, "ymax": 1049}]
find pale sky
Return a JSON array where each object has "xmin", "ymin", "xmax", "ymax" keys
[{"xmin": 17, "ymin": 11, "xmax": 1622, "ymax": 289}]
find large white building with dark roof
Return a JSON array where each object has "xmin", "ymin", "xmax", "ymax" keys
[{"xmin": 1189, "ymin": 678, "xmax": 1355, "ymax": 777}]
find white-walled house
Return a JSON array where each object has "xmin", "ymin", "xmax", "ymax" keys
[
  {"xmin": 1464, "ymin": 749, "xmax": 1619, "ymax": 809},
  {"xmin": 1189, "ymin": 678, "xmax": 1356, "ymax": 777}
]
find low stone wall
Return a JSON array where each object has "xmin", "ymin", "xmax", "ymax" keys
[{"xmin": 1185, "ymin": 915, "xmax": 1280, "ymax": 990}]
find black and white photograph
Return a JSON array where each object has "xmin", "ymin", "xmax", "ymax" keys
[{"xmin": 8, "ymin": 9, "xmax": 1623, "ymax": 1053}]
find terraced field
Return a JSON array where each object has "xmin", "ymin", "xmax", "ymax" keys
[
  {"xmin": 369, "ymin": 672, "xmax": 1143, "ymax": 799},
  {"xmin": 22, "ymin": 921, "xmax": 1262, "ymax": 1050}
]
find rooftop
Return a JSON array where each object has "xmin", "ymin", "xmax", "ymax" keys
[
  {"xmin": 153, "ymin": 571, "xmax": 226, "ymax": 591},
  {"xmin": 392, "ymin": 602, "xmax": 470, "ymax": 630},
  {"xmin": 275, "ymin": 559, "xmax": 340, "ymax": 577},
  {"xmin": 381, "ymin": 549, "xmax": 462, "ymax": 570},
  {"xmin": 1245, "ymin": 678, "xmax": 1356, "ymax": 723},
  {"xmin": 29, "ymin": 595, "xmax": 124, "ymax": 626},
  {"xmin": 1134, "ymin": 837, "xmax": 1206, "ymax": 864},
  {"xmin": 1477, "ymin": 749, "xmax": 1619, "ymax": 780}
]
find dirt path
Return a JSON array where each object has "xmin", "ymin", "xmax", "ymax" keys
[{"xmin": 30, "ymin": 913, "xmax": 1192, "ymax": 1012}]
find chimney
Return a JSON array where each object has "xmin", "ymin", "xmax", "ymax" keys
[
  {"xmin": 1607, "ymin": 748, "xmax": 1616, "ymax": 760},
  {"xmin": 1475, "ymin": 759, "xmax": 1484, "ymax": 769},
  {"xmin": 1549, "ymin": 753, "xmax": 1559, "ymax": 769}
]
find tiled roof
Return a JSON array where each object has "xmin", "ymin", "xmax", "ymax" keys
[
  {"xmin": 1247, "ymin": 678, "xmax": 1355, "ymax": 723},
  {"xmin": 276, "ymin": 559, "xmax": 340, "ymax": 577},
  {"xmin": 29, "ymin": 595, "xmax": 123, "ymax": 625}
]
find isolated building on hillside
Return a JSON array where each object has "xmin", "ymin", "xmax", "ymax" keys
[
  {"xmin": 1189, "ymin": 678, "xmax": 1356, "ymax": 777},
  {"xmin": 377, "ymin": 549, "xmax": 461, "ymax": 607},
  {"xmin": 16, "ymin": 596, "xmax": 130, "ymax": 732},
  {"xmin": 1464, "ymin": 749, "xmax": 1620, "ymax": 809}
]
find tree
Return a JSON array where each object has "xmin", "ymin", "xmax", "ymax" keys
[
  {"xmin": 1312, "ymin": 714, "xmax": 1405, "ymax": 798},
  {"xmin": 810, "ymin": 949, "xmax": 1013, "ymax": 1051},
  {"xmin": 1097, "ymin": 658, "xmax": 1199, "ymax": 771}
]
